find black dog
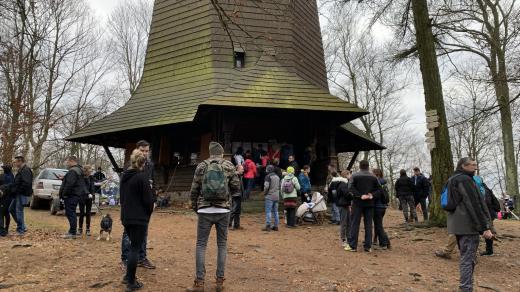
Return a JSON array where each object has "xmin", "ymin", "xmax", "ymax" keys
[{"xmin": 97, "ymin": 214, "xmax": 113, "ymax": 241}]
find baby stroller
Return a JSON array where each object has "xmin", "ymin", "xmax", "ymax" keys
[{"xmin": 296, "ymin": 192, "xmax": 327, "ymax": 225}]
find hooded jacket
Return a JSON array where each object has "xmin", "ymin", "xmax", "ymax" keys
[
  {"xmin": 447, "ymin": 169, "xmax": 491, "ymax": 235},
  {"xmin": 264, "ymin": 166, "xmax": 281, "ymax": 201},
  {"xmin": 329, "ymin": 176, "xmax": 349, "ymax": 205},
  {"xmin": 281, "ymin": 173, "xmax": 300, "ymax": 200},
  {"xmin": 120, "ymin": 169, "xmax": 155, "ymax": 226},
  {"xmin": 395, "ymin": 175, "xmax": 414, "ymax": 198},
  {"xmin": 59, "ymin": 165, "xmax": 85, "ymax": 199},
  {"xmin": 190, "ymin": 157, "xmax": 241, "ymax": 211}
]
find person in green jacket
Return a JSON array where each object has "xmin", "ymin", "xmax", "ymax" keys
[{"xmin": 281, "ymin": 167, "xmax": 300, "ymax": 228}]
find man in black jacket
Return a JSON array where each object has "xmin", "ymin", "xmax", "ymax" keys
[
  {"xmin": 9, "ymin": 156, "xmax": 33, "ymax": 236},
  {"xmin": 395, "ymin": 169, "xmax": 417, "ymax": 223},
  {"xmin": 412, "ymin": 167, "xmax": 430, "ymax": 222},
  {"xmin": 447, "ymin": 157, "xmax": 493, "ymax": 292},
  {"xmin": 58, "ymin": 156, "xmax": 85, "ymax": 239},
  {"xmin": 345, "ymin": 160, "xmax": 382, "ymax": 252}
]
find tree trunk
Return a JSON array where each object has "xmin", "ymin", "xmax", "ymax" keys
[{"xmin": 411, "ymin": 0, "xmax": 454, "ymax": 225}]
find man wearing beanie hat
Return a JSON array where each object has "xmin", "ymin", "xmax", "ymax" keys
[{"xmin": 187, "ymin": 142, "xmax": 240, "ymax": 292}]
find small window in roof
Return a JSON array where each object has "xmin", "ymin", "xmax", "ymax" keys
[{"xmin": 234, "ymin": 49, "xmax": 245, "ymax": 68}]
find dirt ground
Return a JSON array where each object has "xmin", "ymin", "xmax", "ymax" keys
[{"xmin": 1, "ymin": 207, "xmax": 519, "ymax": 292}]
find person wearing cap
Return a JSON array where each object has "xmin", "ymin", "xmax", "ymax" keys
[
  {"xmin": 280, "ymin": 166, "xmax": 300, "ymax": 228},
  {"xmin": 187, "ymin": 142, "xmax": 241, "ymax": 292}
]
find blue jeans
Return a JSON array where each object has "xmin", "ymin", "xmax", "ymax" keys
[
  {"xmin": 265, "ymin": 199, "xmax": 279, "ymax": 227},
  {"xmin": 243, "ymin": 178, "xmax": 254, "ymax": 199},
  {"xmin": 331, "ymin": 203, "xmax": 340, "ymax": 222},
  {"xmin": 122, "ymin": 226, "xmax": 148, "ymax": 263},
  {"xmin": 9, "ymin": 195, "xmax": 28, "ymax": 234}
]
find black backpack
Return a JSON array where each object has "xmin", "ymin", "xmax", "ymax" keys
[{"xmin": 380, "ymin": 184, "xmax": 390, "ymax": 205}]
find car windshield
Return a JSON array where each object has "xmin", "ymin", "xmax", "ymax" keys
[{"xmin": 40, "ymin": 169, "xmax": 67, "ymax": 180}]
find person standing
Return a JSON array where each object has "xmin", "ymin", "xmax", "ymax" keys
[
  {"xmin": 78, "ymin": 165, "xmax": 95, "ymax": 236},
  {"xmin": 233, "ymin": 147, "xmax": 245, "ymax": 166},
  {"xmin": 0, "ymin": 165, "xmax": 15, "ymax": 237},
  {"xmin": 121, "ymin": 140, "xmax": 157, "ymax": 270},
  {"xmin": 412, "ymin": 167, "xmax": 430, "ymax": 222},
  {"xmin": 262, "ymin": 165, "xmax": 281, "ymax": 232},
  {"xmin": 281, "ymin": 167, "xmax": 301, "ymax": 228},
  {"xmin": 120, "ymin": 150, "xmax": 155, "ymax": 291},
  {"xmin": 287, "ymin": 155, "xmax": 300, "ymax": 177},
  {"xmin": 186, "ymin": 142, "xmax": 240, "ymax": 292},
  {"xmin": 446, "ymin": 157, "xmax": 493, "ymax": 292},
  {"xmin": 229, "ymin": 165, "xmax": 244, "ymax": 230},
  {"xmin": 325, "ymin": 165, "xmax": 340, "ymax": 225},
  {"xmin": 9, "ymin": 156, "xmax": 33, "ymax": 236},
  {"xmin": 58, "ymin": 156, "xmax": 85, "ymax": 239},
  {"xmin": 372, "ymin": 168, "xmax": 391, "ymax": 250},
  {"xmin": 480, "ymin": 181, "xmax": 501, "ymax": 256},
  {"xmin": 329, "ymin": 170, "xmax": 351, "ymax": 246},
  {"xmin": 395, "ymin": 169, "xmax": 417, "ymax": 223},
  {"xmin": 93, "ymin": 166, "xmax": 106, "ymax": 195},
  {"xmin": 345, "ymin": 160, "xmax": 381, "ymax": 253},
  {"xmin": 242, "ymin": 153, "xmax": 257, "ymax": 200},
  {"xmin": 298, "ymin": 165, "xmax": 312, "ymax": 203}
]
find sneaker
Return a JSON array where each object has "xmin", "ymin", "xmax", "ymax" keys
[
  {"xmin": 364, "ymin": 248, "xmax": 372, "ymax": 253},
  {"xmin": 215, "ymin": 277, "xmax": 225, "ymax": 292},
  {"xmin": 344, "ymin": 245, "xmax": 356, "ymax": 252},
  {"xmin": 138, "ymin": 258, "xmax": 156, "ymax": 269},
  {"xmin": 341, "ymin": 241, "xmax": 348, "ymax": 248},
  {"xmin": 435, "ymin": 250, "xmax": 452, "ymax": 260},
  {"xmin": 126, "ymin": 280, "xmax": 144, "ymax": 291},
  {"xmin": 271, "ymin": 226, "xmax": 278, "ymax": 231},
  {"xmin": 62, "ymin": 233, "xmax": 77, "ymax": 239},
  {"xmin": 78, "ymin": 228, "xmax": 83, "ymax": 235},
  {"xmin": 234, "ymin": 226, "xmax": 244, "ymax": 230},
  {"xmin": 261, "ymin": 225, "xmax": 271, "ymax": 232},
  {"xmin": 186, "ymin": 279, "xmax": 205, "ymax": 292},
  {"xmin": 86, "ymin": 230, "xmax": 91, "ymax": 236}
]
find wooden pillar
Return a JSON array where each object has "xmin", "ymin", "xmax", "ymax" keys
[
  {"xmin": 222, "ymin": 115, "xmax": 234, "ymax": 161},
  {"xmin": 329, "ymin": 126, "xmax": 338, "ymax": 168}
]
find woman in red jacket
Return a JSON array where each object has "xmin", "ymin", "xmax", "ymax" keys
[{"xmin": 243, "ymin": 152, "xmax": 257, "ymax": 200}]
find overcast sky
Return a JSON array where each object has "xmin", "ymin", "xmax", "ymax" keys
[{"xmin": 86, "ymin": 0, "xmax": 428, "ymax": 135}]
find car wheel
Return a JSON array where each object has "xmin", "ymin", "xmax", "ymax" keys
[
  {"xmin": 50, "ymin": 198, "xmax": 59, "ymax": 215},
  {"xmin": 30, "ymin": 196, "xmax": 39, "ymax": 209}
]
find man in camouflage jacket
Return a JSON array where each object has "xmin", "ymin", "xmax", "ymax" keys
[{"xmin": 187, "ymin": 142, "xmax": 240, "ymax": 292}]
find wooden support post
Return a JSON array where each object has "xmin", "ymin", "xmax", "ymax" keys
[
  {"xmin": 103, "ymin": 145, "xmax": 123, "ymax": 174},
  {"xmin": 329, "ymin": 127, "xmax": 338, "ymax": 168},
  {"xmin": 347, "ymin": 151, "xmax": 359, "ymax": 171}
]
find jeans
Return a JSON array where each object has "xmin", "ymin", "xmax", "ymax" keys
[
  {"xmin": 456, "ymin": 235, "xmax": 480, "ymax": 292},
  {"xmin": 285, "ymin": 207, "xmax": 296, "ymax": 227},
  {"xmin": 331, "ymin": 203, "xmax": 340, "ymax": 222},
  {"xmin": 401, "ymin": 196, "xmax": 417, "ymax": 222},
  {"xmin": 122, "ymin": 226, "xmax": 148, "ymax": 263},
  {"xmin": 64, "ymin": 197, "xmax": 79, "ymax": 235},
  {"xmin": 348, "ymin": 203, "xmax": 374, "ymax": 250},
  {"xmin": 415, "ymin": 197, "xmax": 429, "ymax": 221},
  {"xmin": 339, "ymin": 206, "xmax": 351, "ymax": 243},
  {"xmin": 229, "ymin": 196, "xmax": 242, "ymax": 228},
  {"xmin": 373, "ymin": 208, "xmax": 390, "ymax": 247},
  {"xmin": 265, "ymin": 199, "xmax": 279, "ymax": 227},
  {"xmin": 9, "ymin": 195, "xmax": 28, "ymax": 234},
  {"xmin": 243, "ymin": 178, "xmax": 254, "ymax": 200},
  {"xmin": 195, "ymin": 212, "xmax": 229, "ymax": 280},
  {"xmin": 78, "ymin": 198, "xmax": 92, "ymax": 231},
  {"xmin": 124, "ymin": 224, "xmax": 147, "ymax": 284}
]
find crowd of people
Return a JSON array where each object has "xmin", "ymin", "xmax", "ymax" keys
[{"xmin": 0, "ymin": 141, "xmax": 517, "ymax": 292}]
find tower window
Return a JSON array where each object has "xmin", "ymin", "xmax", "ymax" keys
[{"xmin": 234, "ymin": 49, "xmax": 245, "ymax": 68}]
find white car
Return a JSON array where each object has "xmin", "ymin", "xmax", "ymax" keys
[{"xmin": 31, "ymin": 168, "xmax": 68, "ymax": 209}]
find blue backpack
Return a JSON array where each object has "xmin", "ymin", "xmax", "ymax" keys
[{"xmin": 440, "ymin": 174, "xmax": 462, "ymax": 211}]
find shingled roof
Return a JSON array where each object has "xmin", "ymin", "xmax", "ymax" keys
[{"xmin": 67, "ymin": 0, "xmax": 368, "ymax": 142}]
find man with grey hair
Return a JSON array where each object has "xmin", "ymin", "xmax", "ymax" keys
[
  {"xmin": 446, "ymin": 157, "xmax": 493, "ymax": 292},
  {"xmin": 187, "ymin": 142, "xmax": 241, "ymax": 292}
]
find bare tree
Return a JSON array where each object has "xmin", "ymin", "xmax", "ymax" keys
[
  {"xmin": 434, "ymin": 0, "xmax": 520, "ymax": 204},
  {"xmin": 107, "ymin": 0, "xmax": 153, "ymax": 96}
]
